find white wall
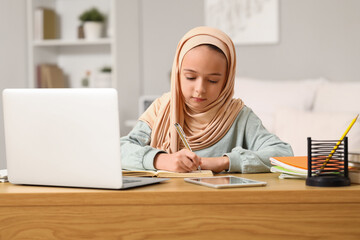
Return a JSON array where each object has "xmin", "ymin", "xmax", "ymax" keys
[
  {"xmin": 236, "ymin": 0, "xmax": 360, "ymax": 81},
  {"xmin": 115, "ymin": 0, "xmax": 141, "ymax": 135},
  {"xmin": 140, "ymin": 0, "xmax": 204, "ymax": 95},
  {"xmin": 0, "ymin": 1, "xmax": 27, "ymax": 169}
]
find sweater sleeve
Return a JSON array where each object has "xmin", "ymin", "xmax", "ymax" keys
[
  {"xmin": 120, "ymin": 120, "xmax": 166, "ymax": 171},
  {"xmin": 224, "ymin": 109, "xmax": 294, "ymax": 173}
]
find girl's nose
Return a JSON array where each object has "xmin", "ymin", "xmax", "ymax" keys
[{"xmin": 195, "ymin": 78, "xmax": 206, "ymax": 94}]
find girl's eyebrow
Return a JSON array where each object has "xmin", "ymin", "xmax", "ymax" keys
[{"xmin": 183, "ymin": 69, "xmax": 222, "ymax": 76}]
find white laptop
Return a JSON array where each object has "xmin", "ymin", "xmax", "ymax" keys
[{"xmin": 2, "ymin": 88, "xmax": 168, "ymax": 189}]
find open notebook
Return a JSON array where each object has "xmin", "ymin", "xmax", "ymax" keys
[{"xmin": 122, "ymin": 170, "xmax": 213, "ymax": 178}]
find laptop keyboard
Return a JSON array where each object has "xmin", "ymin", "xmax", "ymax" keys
[{"xmin": 123, "ymin": 179, "xmax": 141, "ymax": 184}]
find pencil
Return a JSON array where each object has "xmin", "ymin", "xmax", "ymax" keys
[
  {"xmin": 316, "ymin": 114, "xmax": 359, "ymax": 175},
  {"xmin": 174, "ymin": 123, "xmax": 201, "ymax": 171}
]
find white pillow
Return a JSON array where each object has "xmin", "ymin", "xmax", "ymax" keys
[
  {"xmin": 274, "ymin": 108, "xmax": 360, "ymax": 156},
  {"xmin": 313, "ymin": 81, "xmax": 360, "ymax": 113},
  {"xmin": 234, "ymin": 77, "xmax": 327, "ymax": 132}
]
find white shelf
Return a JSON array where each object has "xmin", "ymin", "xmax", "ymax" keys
[
  {"xmin": 33, "ymin": 38, "xmax": 113, "ymax": 47},
  {"xmin": 27, "ymin": 0, "xmax": 117, "ymax": 88}
]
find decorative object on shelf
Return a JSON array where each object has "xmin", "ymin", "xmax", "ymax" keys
[
  {"xmin": 78, "ymin": 24, "xmax": 84, "ymax": 39},
  {"xmin": 37, "ymin": 64, "xmax": 67, "ymax": 88},
  {"xmin": 34, "ymin": 7, "xmax": 57, "ymax": 40},
  {"xmin": 81, "ymin": 70, "xmax": 91, "ymax": 87},
  {"xmin": 93, "ymin": 66, "xmax": 112, "ymax": 88},
  {"xmin": 79, "ymin": 7, "xmax": 105, "ymax": 40}
]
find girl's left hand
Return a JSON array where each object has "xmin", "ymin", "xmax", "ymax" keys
[{"xmin": 200, "ymin": 156, "xmax": 229, "ymax": 173}]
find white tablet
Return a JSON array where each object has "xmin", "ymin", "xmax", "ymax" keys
[{"xmin": 184, "ymin": 176, "xmax": 267, "ymax": 189}]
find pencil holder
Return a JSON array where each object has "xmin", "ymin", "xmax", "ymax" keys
[{"xmin": 306, "ymin": 137, "xmax": 350, "ymax": 187}]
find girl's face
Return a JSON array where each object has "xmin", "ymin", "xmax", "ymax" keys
[{"xmin": 180, "ymin": 45, "xmax": 227, "ymax": 109}]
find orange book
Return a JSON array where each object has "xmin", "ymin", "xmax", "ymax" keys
[{"xmin": 270, "ymin": 156, "xmax": 307, "ymax": 173}]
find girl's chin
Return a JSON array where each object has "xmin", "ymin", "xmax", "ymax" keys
[{"xmin": 187, "ymin": 101, "xmax": 208, "ymax": 109}]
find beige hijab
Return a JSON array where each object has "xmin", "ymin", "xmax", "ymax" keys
[{"xmin": 140, "ymin": 26, "xmax": 244, "ymax": 153}]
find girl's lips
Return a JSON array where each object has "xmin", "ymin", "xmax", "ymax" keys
[{"xmin": 192, "ymin": 97, "xmax": 206, "ymax": 102}]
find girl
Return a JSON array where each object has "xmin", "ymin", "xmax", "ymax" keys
[{"xmin": 120, "ymin": 26, "xmax": 293, "ymax": 173}]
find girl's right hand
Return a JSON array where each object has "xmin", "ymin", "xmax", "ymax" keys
[{"xmin": 154, "ymin": 149, "xmax": 201, "ymax": 172}]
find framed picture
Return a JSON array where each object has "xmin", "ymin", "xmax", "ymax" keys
[{"xmin": 205, "ymin": 0, "xmax": 279, "ymax": 45}]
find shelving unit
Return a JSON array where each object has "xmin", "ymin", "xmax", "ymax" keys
[
  {"xmin": 33, "ymin": 38, "xmax": 113, "ymax": 46},
  {"xmin": 27, "ymin": 0, "xmax": 117, "ymax": 88}
]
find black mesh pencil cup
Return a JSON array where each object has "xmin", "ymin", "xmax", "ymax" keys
[{"xmin": 306, "ymin": 137, "xmax": 350, "ymax": 187}]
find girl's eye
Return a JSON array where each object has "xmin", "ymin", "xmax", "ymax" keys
[
  {"xmin": 209, "ymin": 80, "xmax": 218, "ymax": 84},
  {"xmin": 186, "ymin": 77, "xmax": 196, "ymax": 80}
]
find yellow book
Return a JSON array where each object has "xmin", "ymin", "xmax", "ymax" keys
[{"xmin": 122, "ymin": 169, "xmax": 213, "ymax": 178}]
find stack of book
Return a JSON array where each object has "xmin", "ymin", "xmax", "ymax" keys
[
  {"xmin": 270, "ymin": 156, "xmax": 307, "ymax": 179},
  {"xmin": 270, "ymin": 156, "xmax": 360, "ymax": 183},
  {"xmin": 349, "ymin": 152, "xmax": 360, "ymax": 184}
]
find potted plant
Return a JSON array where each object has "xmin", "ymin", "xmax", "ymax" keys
[
  {"xmin": 93, "ymin": 66, "xmax": 112, "ymax": 88},
  {"xmin": 79, "ymin": 7, "xmax": 105, "ymax": 40}
]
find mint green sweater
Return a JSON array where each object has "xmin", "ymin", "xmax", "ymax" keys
[{"xmin": 120, "ymin": 106, "xmax": 293, "ymax": 173}]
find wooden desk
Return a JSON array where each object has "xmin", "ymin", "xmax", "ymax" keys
[{"xmin": 1, "ymin": 173, "xmax": 360, "ymax": 240}]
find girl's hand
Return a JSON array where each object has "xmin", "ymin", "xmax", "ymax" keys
[
  {"xmin": 154, "ymin": 149, "xmax": 201, "ymax": 172},
  {"xmin": 200, "ymin": 157, "xmax": 229, "ymax": 173}
]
